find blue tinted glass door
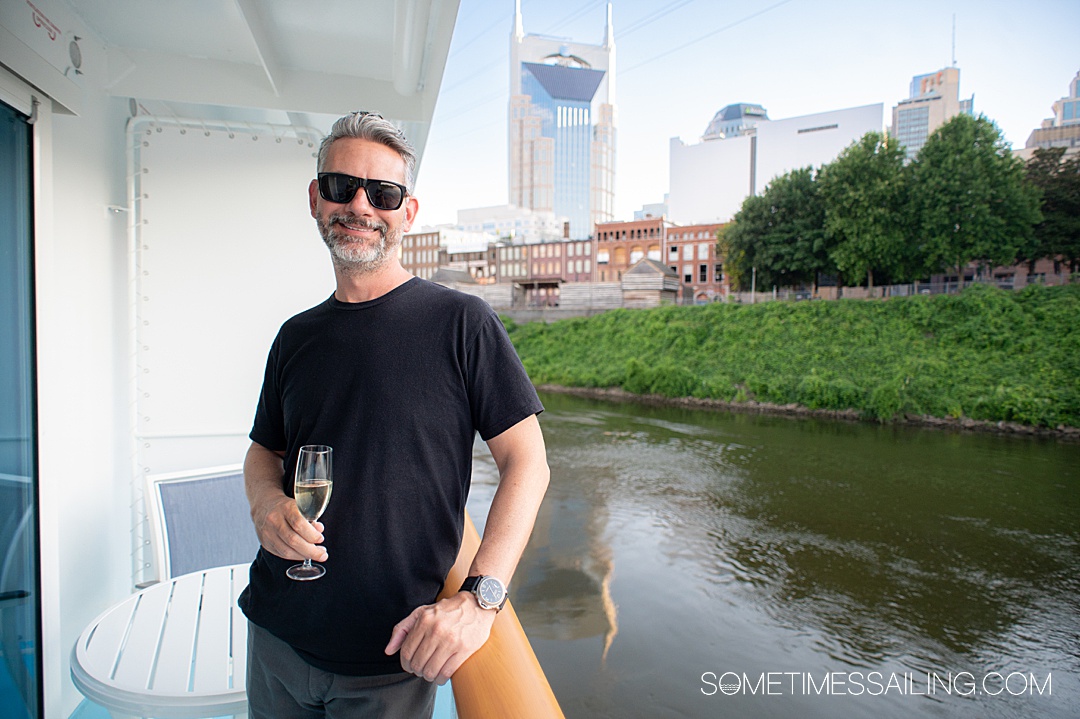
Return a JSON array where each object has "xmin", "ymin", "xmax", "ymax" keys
[{"xmin": 0, "ymin": 100, "xmax": 40, "ymax": 718}]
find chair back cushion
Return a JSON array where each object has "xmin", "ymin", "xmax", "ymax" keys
[{"xmin": 157, "ymin": 472, "xmax": 260, "ymax": 578}]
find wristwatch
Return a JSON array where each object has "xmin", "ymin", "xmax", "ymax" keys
[{"xmin": 460, "ymin": 575, "xmax": 508, "ymax": 612}]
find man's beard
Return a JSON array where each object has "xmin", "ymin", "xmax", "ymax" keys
[{"xmin": 317, "ymin": 213, "xmax": 401, "ymax": 274}]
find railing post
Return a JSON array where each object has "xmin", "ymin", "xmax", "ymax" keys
[{"xmin": 438, "ymin": 514, "xmax": 565, "ymax": 719}]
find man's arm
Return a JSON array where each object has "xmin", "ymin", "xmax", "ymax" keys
[
  {"xmin": 384, "ymin": 413, "xmax": 549, "ymax": 684},
  {"xmin": 244, "ymin": 441, "xmax": 327, "ymax": 562}
]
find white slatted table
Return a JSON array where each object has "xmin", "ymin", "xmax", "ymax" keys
[{"xmin": 71, "ymin": 564, "xmax": 249, "ymax": 718}]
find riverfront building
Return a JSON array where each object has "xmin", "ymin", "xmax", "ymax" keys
[
  {"xmin": 413, "ymin": 218, "xmax": 731, "ymax": 305},
  {"xmin": 518, "ymin": 240, "xmax": 592, "ymax": 305},
  {"xmin": 401, "ymin": 229, "xmax": 442, "ymax": 280},
  {"xmin": 509, "ymin": 0, "xmax": 616, "ymax": 239},
  {"xmin": 438, "ymin": 241, "xmax": 499, "ymax": 284},
  {"xmin": 425, "ymin": 218, "xmax": 728, "ymax": 304},
  {"xmin": 665, "ymin": 222, "xmax": 729, "ymax": 303},
  {"xmin": 595, "ymin": 217, "xmax": 670, "ymax": 283},
  {"xmin": 890, "ymin": 66, "xmax": 974, "ymax": 160},
  {"xmin": 668, "ymin": 102, "xmax": 882, "ymax": 224},
  {"xmin": 401, "ymin": 227, "xmax": 493, "ymax": 280}
]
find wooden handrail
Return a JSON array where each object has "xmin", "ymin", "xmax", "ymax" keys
[{"xmin": 437, "ymin": 513, "xmax": 565, "ymax": 719}]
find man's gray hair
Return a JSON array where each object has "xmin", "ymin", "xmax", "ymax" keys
[{"xmin": 317, "ymin": 111, "xmax": 418, "ymax": 192}]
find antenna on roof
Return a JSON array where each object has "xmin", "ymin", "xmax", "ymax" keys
[
  {"xmin": 514, "ymin": 0, "xmax": 524, "ymax": 41},
  {"xmin": 951, "ymin": 14, "xmax": 957, "ymax": 67}
]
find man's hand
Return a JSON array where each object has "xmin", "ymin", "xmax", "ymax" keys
[
  {"xmin": 384, "ymin": 593, "xmax": 497, "ymax": 684},
  {"xmin": 245, "ymin": 442, "xmax": 326, "ymax": 563},
  {"xmin": 250, "ymin": 493, "xmax": 327, "ymax": 562}
]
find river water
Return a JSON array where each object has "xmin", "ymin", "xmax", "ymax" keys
[{"xmin": 467, "ymin": 391, "xmax": 1080, "ymax": 719}]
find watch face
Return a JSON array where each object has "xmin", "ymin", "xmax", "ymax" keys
[{"xmin": 478, "ymin": 577, "xmax": 505, "ymax": 606}]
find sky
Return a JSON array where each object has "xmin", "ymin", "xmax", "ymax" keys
[{"xmin": 412, "ymin": 0, "xmax": 1080, "ymax": 229}]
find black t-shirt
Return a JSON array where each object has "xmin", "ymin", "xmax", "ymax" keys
[{"xmin": 239, "ymin": 278, "xmax": 543, "ymax": 675}]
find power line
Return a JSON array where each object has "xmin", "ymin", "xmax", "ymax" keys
[
  {"xmin": 619, "ymin": 0, "xmax": 697, "ymax": 38},
  {"xmin": 448, "ymin": 12, "xmax": 509, "ymax": 59},
  {"xmin": 429, "ymin": 116, "xmax": 506, "ymax": 145},
  {"xmin": 440, "ymin": 58, "xmax": 505, "ymax": 94},
  {"xmin": 435, "ymin": 87, "xmax": 508, "ymax": 124},
  {"xmin": 621, "ymin": 0, "xmax": 797, "ymax": 75},
  {"xmin": 541, "ymin": 0, "xmax": 607, "ymax": 36}
]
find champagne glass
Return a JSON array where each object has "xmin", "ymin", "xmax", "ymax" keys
[{"xmin": 287, "ymin": 445, "xmax": 333, "ymax": 581}]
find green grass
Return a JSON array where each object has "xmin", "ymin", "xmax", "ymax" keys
[{"xmin": 504, "ymin": 283, "xmax": 1080, "ymax": 428}]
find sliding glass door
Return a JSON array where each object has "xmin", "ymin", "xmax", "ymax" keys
[{"xmin": 0, "ymin": 100, "xmax": 40, "ymax": 718}]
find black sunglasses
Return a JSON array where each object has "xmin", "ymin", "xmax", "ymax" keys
[{"xmin": 317, "ymin": 173, "xmax": 407, "ymax": 210}]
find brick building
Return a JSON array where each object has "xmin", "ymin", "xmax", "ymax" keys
[
  {"xmin": 595, "ymin": 217, "xmax": 671, "ymax": 282},
  {"xmin": 494, "ymin": 243, "xmax": 528, "ymax": 285},
  {"xmin": 409, "ymin": 218, "xmax": 728, "ymax": 306},
  {"xmin": 400, "ymin": 229, "xmax": 441, "ymax": 280},
  {"xmin": 438, "ymin": 244, "xmax": 498, "ymax": 284},
  {"xmin": 665, "ymin": 222, "xmax": 729, "ymax": 303},
  {"xmin": 493, "ymin": 239, "xmax": 597, "ymax": 306}
]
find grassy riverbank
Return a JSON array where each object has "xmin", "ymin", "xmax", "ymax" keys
[{"xmin": 504, "ymin": 283, "xmax": 1080, "ymax": 429}]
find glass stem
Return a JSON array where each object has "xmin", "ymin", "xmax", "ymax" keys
[{"xmin": 305, "ymin": 520, "xmax": 315, "ymax": 568}]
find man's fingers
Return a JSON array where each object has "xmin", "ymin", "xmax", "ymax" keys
[
  {"xmin": 385, "ymin": 612, "xmax": 418, "ymax": 656},
  {"xmin": 283, "ymin": 503, "xmax": 322, "ymax": 539},
  {"xmin": 411, "ymin": 643, "xmax": 456, "ymax": 683},
  {"xmin": 434, "ymin": 653, "xmax": 466, "ymax": 685},
  {"xmin": 284, "ymin": 527, "xmax": 327, "ymax": 561},
  {"xmin": 388, "ymin": 596, "xmax": 496, "ymax": 683},
  {"xmin": 254, "ymin": 497, "xmax": 326, "ymax": 561}
]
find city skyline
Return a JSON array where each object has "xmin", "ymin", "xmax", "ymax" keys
[{"xmin": 414, "ymin": 0, "xmax": 1080, "ymax": 230}]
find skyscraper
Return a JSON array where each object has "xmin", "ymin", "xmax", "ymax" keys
[
  {"xmin": 1023, "ymin": 69, "xmax": 1080, "ymax": 158},
  {"xmin": 509, "ymin": 0, "xmax": 616, "ymax": 240},
  {"xmin": 891, "ymin": 66, "xmax": 974, "ymax": 160}
]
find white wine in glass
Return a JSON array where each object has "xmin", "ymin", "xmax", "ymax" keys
[{"xmin": 287, "ymin": 444, "xmax": 333, "ymax": 581}]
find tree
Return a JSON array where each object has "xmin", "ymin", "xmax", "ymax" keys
[
  {"xmin": 1024, "ymin": 147, "xmax": 1080, "ymax": 273},
  {"xmin": 818, "ymin": 132, "xmax": 911, "ymax": 287},
  {"xmin": 909, "ymin": 114, "xmax": 1041, "ymax": 284},
  {"xmin": 722, "ymin": 167, "xmax": 832, "ymax": 291}
]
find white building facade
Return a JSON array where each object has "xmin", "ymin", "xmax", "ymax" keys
[
  {"xmin": 456, "ymin": 204, "xmax": 567, "ymax": 244},
  {"xmin": 668, "ymin": 103, "xmax": 883, "ymax": 225}
]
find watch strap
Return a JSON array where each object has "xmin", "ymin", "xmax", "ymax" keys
[{"xmin": 459, "ymin": 574, "xmax": 507, "ymax": 611}]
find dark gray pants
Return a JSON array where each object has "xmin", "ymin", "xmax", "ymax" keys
[{"xmin": 246, "ymin": 622, "xmax": 436, "ymax": 718}]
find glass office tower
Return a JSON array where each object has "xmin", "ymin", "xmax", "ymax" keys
[{"xmin": 509, "ymin": 1, "xmax": 615, "ymax": 240}]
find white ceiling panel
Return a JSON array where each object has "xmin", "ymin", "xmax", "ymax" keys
[{"xmin": 47, "ymin": 0, "xmax": 458, "ymax": 153}]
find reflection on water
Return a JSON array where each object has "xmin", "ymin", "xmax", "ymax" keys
[{"xmin": 468, "ymin": 392, "xmax": 1080, "ymax": 719}]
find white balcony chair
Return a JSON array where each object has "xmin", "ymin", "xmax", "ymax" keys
[
  {"xmin": 145, "ymin": 464, "xmax": 260, "ymax": 583},
  {"xmin": 70, "ymin": 466, "xmax": 261, "ymax": 718}
]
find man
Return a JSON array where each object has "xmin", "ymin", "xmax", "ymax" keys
[{"xmin": 240, "ymin": 111, "xmax": 549, "ymax": 717}]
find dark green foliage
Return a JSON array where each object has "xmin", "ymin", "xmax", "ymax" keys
[
  {"xmin": 722, "ymin": 167, "xmax": 832, "ymax": 290},
  {"xmin": 1024, "ymin": 147, "xmax": 1080, "ymax": 273},
  {"xmin": 723, "ymin": 118, "xmax": 1049, "ymax": 288},
  {"xmin": 506, "ymin": 284, "xmax": 1080, "ymax": 428},
  {"xmin": 909, "ymin": 114, "xmax": 1042, "ymax": 279},
  {"xmin": 818, "ymin": 132, "xmax": 912, "ymax": 286}
]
